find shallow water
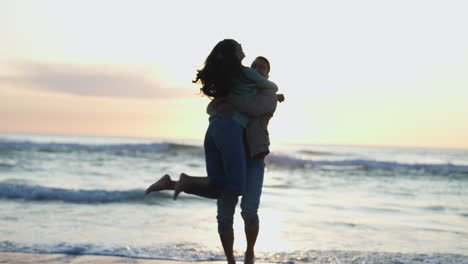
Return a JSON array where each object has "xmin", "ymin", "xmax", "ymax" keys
[{"xmin": 1, "ymin": 132, "xmax": 467, "ymax": 263}]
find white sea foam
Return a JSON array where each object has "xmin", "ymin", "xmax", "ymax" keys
[{"xmin": 1, "ymin": 241, "xmax": 467, "ymax": 263}]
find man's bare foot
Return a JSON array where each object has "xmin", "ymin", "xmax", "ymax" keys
[
  {"xmin": 145, "ymin": 174, "xmax": 174, "ymax": 195},
  {"xmin": 173, "ymin": 173, "xmax": 189, "ymax": 200},
  {"xmin": 244, "ymin": 250, "xmax": 254, "ymax": 264}
]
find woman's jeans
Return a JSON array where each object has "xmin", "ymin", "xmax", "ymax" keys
[
  {"xmin": 186, "ymin": 117, "xmax": 265, "ymax": 234},
  {"xmin": 204, "ymin": 117, "xmax": 247, "ymax": 196}
]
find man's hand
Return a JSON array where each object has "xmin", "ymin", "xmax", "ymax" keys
[{"xmin": 277, "ymin": 93, "xmax": 285, "ymax": 103}]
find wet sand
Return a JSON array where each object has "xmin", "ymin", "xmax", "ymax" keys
[{"xmin": 0, "ymin": 252, "xmax": 277, "ymax": 264}]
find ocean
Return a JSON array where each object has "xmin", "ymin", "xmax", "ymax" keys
[{"xmin": 1, "ymin": 132, "xmax": 467, "ymax": 264}]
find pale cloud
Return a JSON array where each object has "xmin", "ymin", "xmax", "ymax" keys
[{"xmin": 0, "ymin": 61, "xmax": 193, "ymax": 99}]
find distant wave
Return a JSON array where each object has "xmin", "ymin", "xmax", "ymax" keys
[
  {"xmin": 266, "ymin": 154, "xmax": 468, "ymax": 173},
  {"xmin": 298, "ymin": 150, "xmax": 336, "ymax": 155},
  {"xmin": 0, "ymin": 159, "xmax": 16, "ymax": 168},
  {"xmin": 2, "ymin": 139, "xmax": 467, "ymax": 174},
  {"xmin": 0, "ymin": 183, "xmax": 174, "ymax": 203},
  {"xmin": 0, "ymin": 140, "xmax": 202, "ymax": 154}
]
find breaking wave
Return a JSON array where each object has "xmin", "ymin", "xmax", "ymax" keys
[
  {"xmin": 266, "ymin": 154, "xmax": 468, "ymax": 173},
  {"xmin": 0, "ymin": 183, "xmax": 169, "ymax": 203},
  {"xmin": 0, "ymin": 140, "xmax": 201, "ymax": 154}
]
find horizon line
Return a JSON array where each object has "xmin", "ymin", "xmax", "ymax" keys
[{"xmin": 1, "ymin": 130, "xmax": 467, "ymax": 151}]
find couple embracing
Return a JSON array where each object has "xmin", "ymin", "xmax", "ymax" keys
[{"xmin": 145, "ymin": 39, "xmax": 284, "ymax": 264}]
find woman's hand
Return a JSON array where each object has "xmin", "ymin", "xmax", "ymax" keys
[
  {"xmin": 217, "ymin": 103, "xmax": 236, "ymax": 118},
  {"xmin": 212, "ymin": 97, "xmax": 236, "ymax": 117},
  {"xmin": 212, "ymin": 97, "xmax": 227, "ymax": 108}
]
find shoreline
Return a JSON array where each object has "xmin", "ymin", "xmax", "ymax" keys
[
  {"xmin": 2, "ymin": 251, "xmax": 468, "ymax": 264},
  {"xmin": 0, "ymin": 252, "xmax": 280, "ymax": 264}
]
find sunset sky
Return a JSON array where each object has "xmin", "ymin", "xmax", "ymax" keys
[{"xmin": 1, "ymin": 0, "xmax": 467, "ymax": 149}]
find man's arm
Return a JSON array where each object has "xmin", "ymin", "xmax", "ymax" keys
[
  {"xmin": 227, "ymin": 88, "xmax": 278, "ymax": 117},
  {"xmin": 208, "ymin": 77, "xmax": 282, "ymax": 117}
]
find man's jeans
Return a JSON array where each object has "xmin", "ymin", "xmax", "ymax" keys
[{"xmin": 217, "ymin": 157, "xmax": 265, "ymax": 234}]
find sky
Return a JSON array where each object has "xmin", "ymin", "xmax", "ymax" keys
[{"xmin": 1, "ymin": 0, "xmax": 467, "ymax": 149}]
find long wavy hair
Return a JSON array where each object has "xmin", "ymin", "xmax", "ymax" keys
[{"xmin": 193, "ymin": 39, "xmax": 244, "ymax": 98}]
